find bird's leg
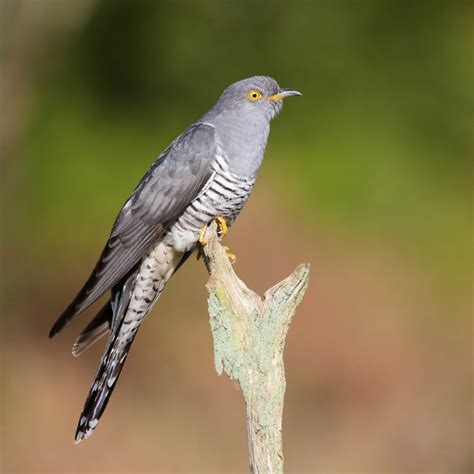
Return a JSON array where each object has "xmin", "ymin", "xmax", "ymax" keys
[
  {"xmin": 215, "ymin": 216, "xmax": 228, "ymax": 237},
  {"xmin": 199, "ymin": 216, "xmax": 228, "ymax": 247},
  {"xmin": 198, "ymin": 225, "xmax": 208, "ymax": 246},
  {"xmin": 215, "ymin": 217, "xmax": 236, "ymax": 263},
  {"xmin": 222, "ymin": 245, "xmax": 237, "ymax": 263},
  {"xmin": 197, "ymin": 225, "xmax": 209, "ymax": 261},
  {"xmin": 198, "ymin": 217, "xmax": 236, "ymax": 263}
]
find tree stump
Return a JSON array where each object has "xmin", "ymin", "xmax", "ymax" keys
[{"xmin": 199, "ymin": 222, "xmax": 310, "ymax": 473}]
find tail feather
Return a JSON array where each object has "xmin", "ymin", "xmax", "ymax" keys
[
  {"xmin": 73, "ymin": 245, "xmax": 189, "ymax": 443},
  {"xmin": 72, "ymin": 301, "xmax": 112, "ymax": 357},
  {"xmin": 74, "ymin": 266, "xmax": 139, "ymax": 443},
  {"xmin": 74, "ymin": 331, "xmax": 138, "ymax": 442}
]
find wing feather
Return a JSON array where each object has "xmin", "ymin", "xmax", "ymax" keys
[{"xmin": 49, "ymin": 123, "xmax": 216, "ymax": 337}]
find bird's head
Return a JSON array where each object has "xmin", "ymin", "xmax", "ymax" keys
[{"xmin": 213, "ymin": 76, "xmax": 302, "ymax": 121}]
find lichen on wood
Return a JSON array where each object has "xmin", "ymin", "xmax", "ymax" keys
[{"xmin": 199, "ymin": 222, "xmax": 310, "ymax": 473}]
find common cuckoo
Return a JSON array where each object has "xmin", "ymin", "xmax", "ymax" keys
[{"xmin": 49, "ymin": 76, "xmax": 301, "ymax": 442}]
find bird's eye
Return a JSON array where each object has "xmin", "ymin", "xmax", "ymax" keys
[{"xmin": 247, "ymin": 89, "xmax": 263, "ymax": 102}]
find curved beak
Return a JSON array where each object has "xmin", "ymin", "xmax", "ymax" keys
[{"xmin": 268, "ymin": 88, "xmax": 302, "ymax": 101}]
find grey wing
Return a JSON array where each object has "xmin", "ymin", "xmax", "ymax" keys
[{"xmin": 49, "ymin": 123, "xmax": 216, "ymax": 337}]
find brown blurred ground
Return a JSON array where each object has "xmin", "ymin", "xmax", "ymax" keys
[{"xmin": 3, "ymin": 181, "xmax": 471, "ymax": 472}]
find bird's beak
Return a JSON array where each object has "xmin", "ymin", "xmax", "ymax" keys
[{"xmin": 268, "ymin": 88, "xmax": 302, "ymax": 101}]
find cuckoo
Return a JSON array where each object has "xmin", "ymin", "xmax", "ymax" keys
[{"xmin": 49, "ymin": 76, "xmax": 301, "ymax": 442}]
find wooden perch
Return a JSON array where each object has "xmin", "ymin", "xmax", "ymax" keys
[{"xmin": 198, "ymin": 222, "xmax": 310, "ymax": 473}]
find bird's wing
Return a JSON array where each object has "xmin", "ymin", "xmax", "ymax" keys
[
  {"xmin": 49, "ymin": 123, "xmax": 217, "ymax": 337},
  {"xmin": 71, "ymin": 248, "xmax": 195, "ymax": 356}
]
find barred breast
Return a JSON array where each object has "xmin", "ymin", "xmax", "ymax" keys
[
  {"xmin": 164, "ymin": 152, "xmax": 254, "ymax": 252},
  {"xmin": 116, "ymin": 151, "xmax": 254, "ymax": 339}
]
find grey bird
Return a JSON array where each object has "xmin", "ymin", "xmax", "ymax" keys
[{"xmin": 49, "ymin": 75, "xmax": 301, "ymax": 442}]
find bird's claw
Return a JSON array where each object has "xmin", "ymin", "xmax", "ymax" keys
[
  {"xmin": 216, "ymin": 217, "xmax": 235, "ymax": 261},
  {"xmin": 223, "ymin": 245, "xmax": 237, "ymax": 263},
  {"xmin": 198, "ymin": 217, "xmax": 235, "ymax": 262},
  {"xmin": 199, "ymin": 216, "xmax": 228, "ymax": 247},
  {"xmin": 198, "ymin": 225, "xmax": 208, "ymax": 246},
  {"xmin": 197, "ymin": 225, "xmax": 207, "ymax": 260},
  {"xmin": 215, "ymin": 216, "xmax": 229, "ymax": 237}
]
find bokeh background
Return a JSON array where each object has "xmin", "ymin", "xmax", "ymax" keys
[{"xmin": 1, "ymin": 0, "xmax": 472, "ymax": 472}]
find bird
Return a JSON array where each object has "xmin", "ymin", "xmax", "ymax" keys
[{"xmin": 49, "ymin": 75, "xmax": 301, "ymax": 443}]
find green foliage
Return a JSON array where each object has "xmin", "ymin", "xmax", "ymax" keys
[{"xmin": 9, "ymin": 0, "xmax": 472, "ymax": 285}]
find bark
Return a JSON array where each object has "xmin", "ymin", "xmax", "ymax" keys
[{"xmin": 199, "ymin": 222, "xmax": 310, "ymax": 473}]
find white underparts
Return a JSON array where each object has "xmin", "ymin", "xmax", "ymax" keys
[
  {"xmin": 118, "ymin": 242, "xmax": 182, "ymax": 347},
  {"xmin": 120, "ymin": 153, "xmax": 254, "ymax": 341}
]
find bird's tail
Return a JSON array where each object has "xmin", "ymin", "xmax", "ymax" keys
[
  {"xmin": 74, "ymin": 267, "xmax": 139, "ymax": 443},
  {"xmin": 74, "ymin": 245, "xmax": 191, "ymax": 443},
  {"xmin": 74, "ymin": 329, "xmax": 138, "ymax": 443},
  {"xmin": 72, "ymin": 301, "xmax": 112, "ymax": 357}
]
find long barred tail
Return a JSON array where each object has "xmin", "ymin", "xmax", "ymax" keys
[
  {"xmin": 74, "ymin": 242, "xmax": 188, "ymax": 443},
  {"xmin": 74, "ymin": 329, "xmax": 139, "ymax": 442},
  {"xmin": 74, "ymin": 267, "xmax": 140, "ymax": 443}
]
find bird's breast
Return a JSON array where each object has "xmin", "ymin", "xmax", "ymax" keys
[
  {"xmin": 212, "ymin": 118, "xmax": 270, "ymax": 178},
  {"xmin": 164, "ymin": 153, "xmax": 254, "ymax": 253}
]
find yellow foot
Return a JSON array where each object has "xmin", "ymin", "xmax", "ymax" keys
[
  {"xmin": 223, "ymin": 245, "xmax": 237, "ymax": 263},
  {"xmin": 198, "ymin": 216, "xmax": 230, "ymax": 259},
  {"xmin": 215, "ymin": 216, "xmax": 229, "ymax": 236},
  {"xmin": 199, "ymin": 225, "xmax": 208, "ymax": 246}
]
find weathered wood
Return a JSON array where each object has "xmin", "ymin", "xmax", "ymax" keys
[{"xmin": 199, "ymin": 222, "xmax": 310, "ymax": 473}]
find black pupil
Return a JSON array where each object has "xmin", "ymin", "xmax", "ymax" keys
[{"xmin": 252, "ymin": 93, "xmax": 257, "ymax": 97}]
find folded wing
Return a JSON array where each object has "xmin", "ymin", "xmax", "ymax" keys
[{"xmin": 49, "ymin": 123, "xmax": 216, "ymax": 337}]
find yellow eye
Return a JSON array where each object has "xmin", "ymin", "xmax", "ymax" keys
[{"xmin": 247, "ymin": 89, "xmax": 263, "ymax": 102}]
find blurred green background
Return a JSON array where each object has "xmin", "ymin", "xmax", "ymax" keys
[{"xmin": 1, "ymin": 0, "xmax": 472, "ymax": 472}]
